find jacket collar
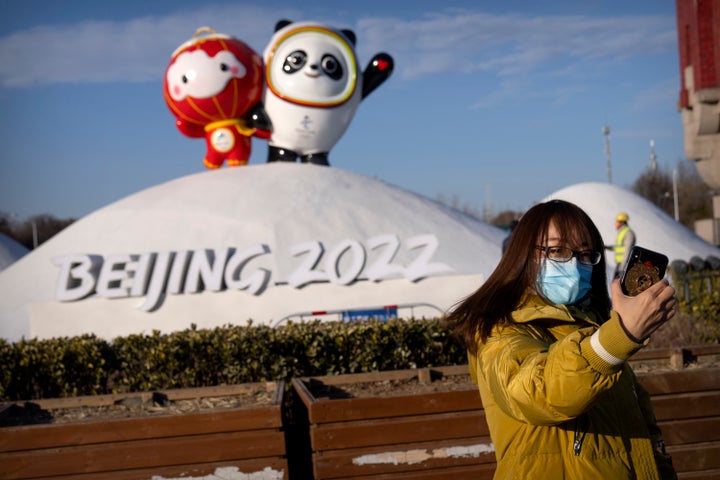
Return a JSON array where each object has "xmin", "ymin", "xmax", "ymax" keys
[{"xmin": 513, "ymin": 293, "xmax": 600, "ymax": 327}]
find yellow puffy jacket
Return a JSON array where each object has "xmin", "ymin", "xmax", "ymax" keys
[{"xmin": 469, "ymin": 294, "xmax": 676, "ymax": 479}]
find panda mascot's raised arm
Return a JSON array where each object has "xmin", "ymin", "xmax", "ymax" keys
[
  {"xmin": 362, "ymin": 52, "xmax": 394, "ymax": 100},
  {"xmin": 262, "ymin": 19, "xmax": 394, "ymax": 165}
]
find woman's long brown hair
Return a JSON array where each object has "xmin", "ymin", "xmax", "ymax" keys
[{"xmin": 446, "ymin": 199, "xmax": 610, "ymax": 354}]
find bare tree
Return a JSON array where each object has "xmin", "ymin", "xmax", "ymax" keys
[
  {"xmin": 631, "ymin": 159, "xmax": 712, "ymax": 229},
  {"xmin": 0, "ymin": 214, "xmax": 12, "ymax": 238},
  {"xmin": 490, "ymin": 210, "xmax": 521, "ymax": 228},
  {"xmin": 435, "ymin": 193, "xmax": 486, "ymax": 220},
  {"xmin": 0, "ymin": 213, "xmax": 75, "ymax": 249}
]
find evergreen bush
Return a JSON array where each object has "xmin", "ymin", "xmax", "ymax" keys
[{"xmin": 0, "ymin": 318, "xmax": 466, "ymax": 401}]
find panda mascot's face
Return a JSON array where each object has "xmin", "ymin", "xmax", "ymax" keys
[{"xmin": 266, "ymin": 26, "xmax": 358, "ymax": 107}]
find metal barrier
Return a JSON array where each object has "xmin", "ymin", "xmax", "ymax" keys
[
  {"xmin": 272, "ymin": 302, "xmax": 446, "ymax": 327},
  {"xmin": 669, "ymin": 255, "xmax": 720, "ymax": 304}
]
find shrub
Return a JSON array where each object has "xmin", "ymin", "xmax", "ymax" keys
[
  {"xmin": 0, "ymin": 318, "xmax": 466, "ymax": 401},
  {"xmin": 1, "ymin": 308, "xmax": 714, "ymax": 402}
]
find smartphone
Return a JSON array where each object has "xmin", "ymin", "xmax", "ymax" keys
[{"xmin": 620, "ymin": 246, "xmax": 669, "ymax": 296}]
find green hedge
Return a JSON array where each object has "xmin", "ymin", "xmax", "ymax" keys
[{"xmin": 0, "ymin": 318, "xmax": 466, "ymax": 401}]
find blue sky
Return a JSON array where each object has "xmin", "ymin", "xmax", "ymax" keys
[{"xmin": 0, "ymin": 0, "xmax": 683, "ymax": 221}]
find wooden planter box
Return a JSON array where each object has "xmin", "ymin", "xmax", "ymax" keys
[
  {"xmin": 294, "ymin": 364, "xmax": 720, "ymax": 480},
  {"xmin": 638, "ymin": 366, "xmax": 720, "ymax": 479},
  {"xmin": 292, "ymin": 365, "xmax": 495, "ymax": 480},
  {"xmin": 0, "ymin": 381, "xmax": 288, "ymax": 480}
]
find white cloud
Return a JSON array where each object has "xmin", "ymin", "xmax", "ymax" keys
[
  {"xmin": 0, "ymin": 6, "xmax": 676, "ymax": 88},
  {"xmin": 0, "ymin": 5, "xmax": 298, "ymax": 87},
  {"xmin": 356, "ymin": 11, "xmax": 676, "ymax": 79}
]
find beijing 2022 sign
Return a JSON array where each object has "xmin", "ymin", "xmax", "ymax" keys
[{"xmin": 52, "ymin": 234, "xmax": 452, "ymax": 312}]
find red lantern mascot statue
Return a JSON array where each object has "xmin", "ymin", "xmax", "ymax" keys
[{"xmin": 163, "ymin": 27, "xmax": 271, "ymax": 169}]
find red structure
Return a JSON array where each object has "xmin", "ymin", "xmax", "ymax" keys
[
  {"xmin": 677, "ymin": 0, "xmax": 720, "ymax": 108},
  {"xmin": 676, "ymin": 0, "xmax": 720, "ymax": 189},
  {"xmin": 677, "ymin": 0, "xmax": 720, "ymax": 244}
]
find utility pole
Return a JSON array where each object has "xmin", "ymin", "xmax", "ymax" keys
[
  {"xmin": 673, "ymin": 168, "xmax": 680, "ymax": 221},
  {"xmin": 484, "ymin": 181, "xmax": 492, "ymax": 222},
  {"xmin": 603, "ymin": 125, "xmax": 612, "ymax": 183},
  {"xmin": 650, "ymin": 139, "xmax": 658, "ymax": 171},
  {"xmin": 31, "ymin": 220, "xmax": 38, "ymax": 249}
]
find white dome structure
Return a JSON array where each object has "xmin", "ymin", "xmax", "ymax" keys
[
  {"xmin": 0, "ymin": 164, "xmax": 506, "ymax": 341},
  {"xmin": 544, "ymin": 182, "xmax": 720, "ymax": 263},
  {"xmin": 0, "ymin": 233, "xmax": 28, "ymax": 272},
  {"xmin": 4, "ymin": 173, "xmax": 719, "ymax": 343}
]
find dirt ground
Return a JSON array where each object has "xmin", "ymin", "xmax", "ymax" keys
[
  {"xmin": 306, "ymin": 354, "xmax": 720, "ymax": 400},
  {"xmin": 308, "ymin": 373, "xmax": 474, "ymax": 400},
  {"xmin": 3, "ymin": 356, "xmax": 718, "ymax": 428},
  {"xmin": 309, "ymin": 356, "xmax": 720, "ymax": 400},
  {"xmin": 1, "ymin": 388, "xmax": 277, "ymax": 427},
  {"xmin": 1, "ymin": 374, "xmax": 469, "ymax": 427}
]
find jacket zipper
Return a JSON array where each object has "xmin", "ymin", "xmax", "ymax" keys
[{"xmin": 574, "ymin": 415, "xmax": 588, "ymax": 456}]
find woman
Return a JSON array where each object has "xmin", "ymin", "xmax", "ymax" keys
[{"xmin": 447, "ymin": 200, "xmax": 677, "ymax": 479}]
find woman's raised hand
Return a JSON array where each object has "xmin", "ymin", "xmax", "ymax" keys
[{"xmin": 610, "ymin": 278, "xmax": 677, "ymax": 341}]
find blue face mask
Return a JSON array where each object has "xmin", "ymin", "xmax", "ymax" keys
[{"xmin": 536, "ymin": 257, "xmax": 593, "ymax": 305}]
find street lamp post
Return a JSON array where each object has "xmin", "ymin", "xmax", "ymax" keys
[
  {"xmin": 673, "ymin": 168, "xmax": 680, "ymax": 222},
  {"xmin": 603, "ymin": 125, "xmax": 612, "ymax": 184},
  {"xmin": 31, "ymin": 219, "xmax": 38, "ymax": 249}
]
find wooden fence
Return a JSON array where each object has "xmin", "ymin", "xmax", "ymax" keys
[{"xmin": 0, "ymin": 382, "xmax": 288, "ymax": 480}]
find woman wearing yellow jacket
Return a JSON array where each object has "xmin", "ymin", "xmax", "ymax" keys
[{"xmin": 448, "ymin": 200, "xmax": 677, "ymax": 479}]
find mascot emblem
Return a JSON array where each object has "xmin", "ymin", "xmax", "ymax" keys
[
  {"xmin": 263, "ymin": 20, "xmax": 393, "ymax": 165},
  {"xmin": 163, "ymin": 27, "xmax": 271, "ymax": 169}
]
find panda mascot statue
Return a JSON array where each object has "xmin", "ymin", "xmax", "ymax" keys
[{"xmin": 262, "ymin": 20, "xmax": 393, "ymax": 166}]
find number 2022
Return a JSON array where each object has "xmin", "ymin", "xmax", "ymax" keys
[{"xmin": 286, "ymin": 234, "xmax": 453, "ymax": 288}]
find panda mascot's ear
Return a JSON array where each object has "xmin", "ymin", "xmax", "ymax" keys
[
  {"xmin": 275, "ymin": 19, "xmax": 292, "ymax": 32},
  {"xmin": 342, "ymin": 29, "xmax": 356, "ymax": 45}
]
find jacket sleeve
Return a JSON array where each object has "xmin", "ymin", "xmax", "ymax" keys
[{"xmin": 478, "ymin": 313, "xmax": 644, "ymax": 426}]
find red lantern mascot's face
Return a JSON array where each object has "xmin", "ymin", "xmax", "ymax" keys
[{"xmin": 163, "ymin": 28, "xmax": 270, "ymax": 169}]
